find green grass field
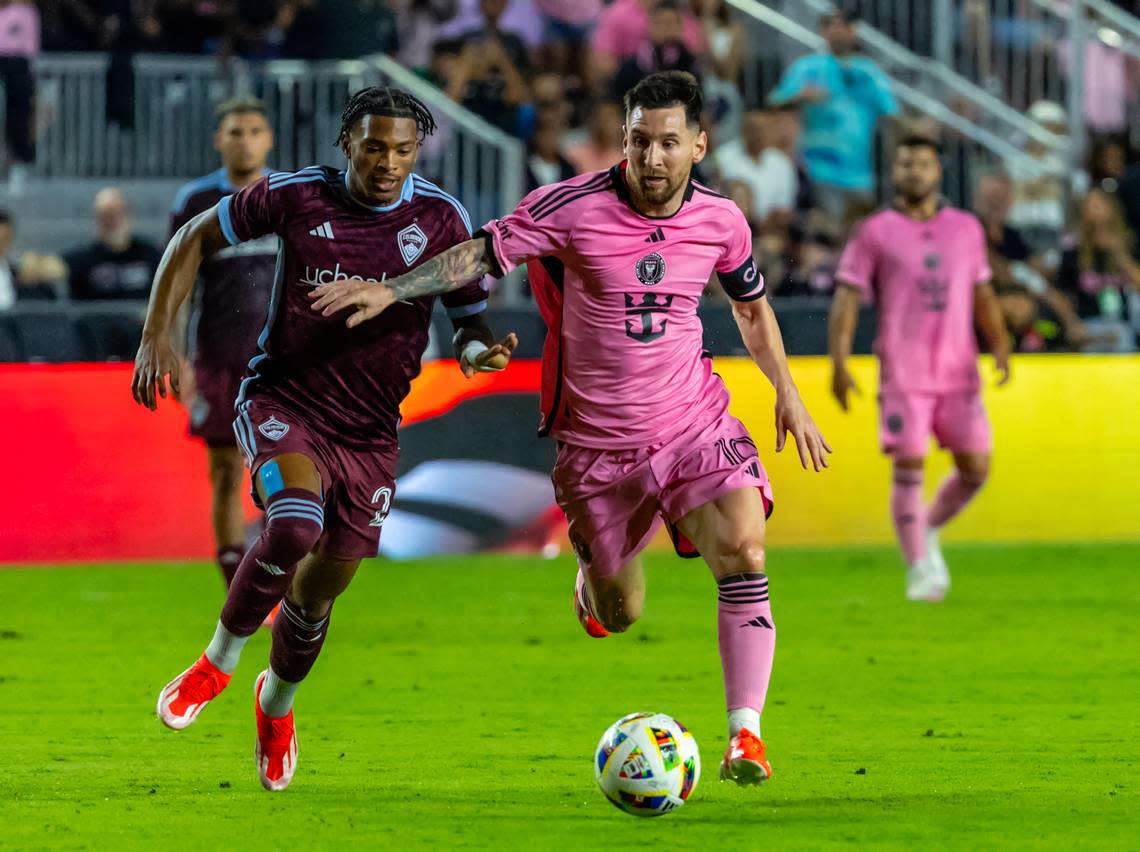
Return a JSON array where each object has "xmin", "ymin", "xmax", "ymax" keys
[{"xmin": 1, "ymin": 543, "xmax": 1137, "ymax": 850}]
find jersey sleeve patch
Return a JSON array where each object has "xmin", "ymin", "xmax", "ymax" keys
[{"xmin": 720, "ymin": 255, "xmax": 766, "ymax": 301}]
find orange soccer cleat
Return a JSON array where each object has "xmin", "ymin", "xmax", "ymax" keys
[
  {"xmin": 254, "ymin": 670, "xmax": 298, "ymax": 792},
  {"xmin": 719, "ymin": 728, "xmax": 773, "ymax": 785},
  {"xmin": 572, "ymin": 586, "xmax": 609, "ymax": 639},
  {"xmin": 156, "ymin": 653, "xmax": 231, "ymax": 730}
]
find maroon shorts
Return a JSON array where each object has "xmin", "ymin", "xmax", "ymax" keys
[
  {"xmin": 233, "ymin": 394, "xmax": 397, "ymax": 560},
  {"xmin": 188, "ymin": 363, "xmax": 246, "ymax": 448}
]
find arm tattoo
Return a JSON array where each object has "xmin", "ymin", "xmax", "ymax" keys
[{"xmin": 386, "ymin": 239, "xmax": 492, "ymax": 300}]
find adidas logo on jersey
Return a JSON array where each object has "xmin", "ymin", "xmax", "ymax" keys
[
  {"xmin": 644, "ymin": 226, "xmax": 665, "ymax": 243},
  {"xmin": 308, "ymin": 221, "xmax": 335, "ymax": 239}
]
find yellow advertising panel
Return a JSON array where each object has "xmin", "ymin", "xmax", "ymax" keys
[{"xmin": 719, "ymin": 355, "xmax": 1140, "ymax": 545}]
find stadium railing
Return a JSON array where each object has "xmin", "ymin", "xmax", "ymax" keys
[
  {"xmin": 18, "ymin": 51, "xmax": 528, "ymax": 301},
  {"xmin": 729, "ymin": 0, "xmax": 1070, "ymax": 203}
]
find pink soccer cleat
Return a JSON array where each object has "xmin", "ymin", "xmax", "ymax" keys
[
  {"xmin": 156, "ymin": 653, "xmax": 231, "ymax": 730},
  {"xmin": 254, "ymin": 670, "xmax": 298, "ymax": 791}
]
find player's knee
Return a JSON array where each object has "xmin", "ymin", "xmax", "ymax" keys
[
  {"xmin": 265, "ymin": 515, "xmax": 323, "ymax": 565},
  {"xmin": 594, "ymin": 586, "xmax": 643, "ymax": 633},
  {"xmin": 716, "ymin": 538, "xmax": 766, "ymax": 578},
  {"xmin": 959, "ymin": 456, "xmax": 990, "ymax": 487},
  {"xmin": 263, "ymin": 491, "xmax": 324, "ymax": 565}
]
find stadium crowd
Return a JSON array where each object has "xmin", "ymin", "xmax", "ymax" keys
[{"xmin": 1, "ymin": 0, "xmax": 1139, "ymax": 352}]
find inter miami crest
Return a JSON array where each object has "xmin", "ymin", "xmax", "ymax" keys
[
  {"xmin": 398, "ymin": 223, "xmax": 429, "ymax": 266},
  {"xmin": 635, "ymin": 252, "xmax": 666, "ymax": 286}
]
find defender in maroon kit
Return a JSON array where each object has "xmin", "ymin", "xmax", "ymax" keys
[{"xmin": 132, "ymin": 87, "xmax": 517, "ymax": 791}]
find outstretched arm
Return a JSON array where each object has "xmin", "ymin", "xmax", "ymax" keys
[
  {"xmin": 310, "ymin": 237, "xmax": 495, "ymax": 328},
  {"xmin": 974, "ymin": 282, "xmax": 1012, "ymax": 385},
  {"xmin": 732, "ymin": 296, "xmax": 832, "ymax": 472},
  {"xmin": 132, "ymin": 208, "xmax": 229, "ymax": 410}
]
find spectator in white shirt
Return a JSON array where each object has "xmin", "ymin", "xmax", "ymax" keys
[{"xmin": 714, "ymin": 110, "xmax": 798, "ymax": 229}]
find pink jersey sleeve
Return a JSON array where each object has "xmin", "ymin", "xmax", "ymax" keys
[
  {"xmin": 716, "ymin": 205, "xmax": 765, "ymax": 301},
  {"xmin": 216, "ymin": 175, "xmax": 289, "ymax": 245},
  {"xmin": 836, "ymin": 218, "xmax": 879, "ymax": 300},
  {"xmin": 480, "ymin": 183, "xmax": 577, "ymax": 276},
  {"xmin": 970, "ymin": 216, "xmax": 993, "ymax": 285}
]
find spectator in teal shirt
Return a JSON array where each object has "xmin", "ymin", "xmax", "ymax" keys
[{"xmin": 768, "ymin": 5, "xmax": 897, "ymax": 223}]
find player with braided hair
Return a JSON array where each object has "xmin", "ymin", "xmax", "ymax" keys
[{"xmin": 133, "ymin": 86, "xmax": 516, "ymax": 790}]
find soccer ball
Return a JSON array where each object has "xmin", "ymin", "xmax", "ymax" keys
[{"xmin": 594, "ymin": 712, "xmax": 700, "ymax": 816}]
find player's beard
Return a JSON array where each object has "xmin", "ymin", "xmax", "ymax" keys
[
  {"xmin": 636, "ymin": 171, "xmax": 686, "ymax": 207},
  {"xmin": 898, "ymin": 182, "xmax": 937, "ymax": 207}
]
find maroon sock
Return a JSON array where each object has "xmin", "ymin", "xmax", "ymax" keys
[
  {"xmin": 216, "ymin": 545, "xmax": 245, "ymax": 587},
  {"xmin": 219, "ymin": 489, "xmax": 323, "ymax": 637},
  {"xmin": 269, "ymin": 598, "xmax": 332, "ymax": 683}
]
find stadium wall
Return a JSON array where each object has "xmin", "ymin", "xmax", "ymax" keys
[{"xmin": 2, "ymin": 356, "xmax": 1137, "ymax": 563}]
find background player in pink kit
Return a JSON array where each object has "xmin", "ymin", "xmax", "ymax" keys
[
  {"xmin": 312, "ymin": 72, "xmax": 832, "ymax": 786},
  {"xmin": 132, "ymin": 87, "xmax": 517, "ymax": 791},
  {"xmin": 829, "ymin": 136, "xmax": 1012, "ymax": 601},
  {"xmin": 168, "ymin": 98, "xmax": 275, "ymax": 592}
]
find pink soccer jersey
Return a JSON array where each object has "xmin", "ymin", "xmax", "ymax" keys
[
  {"xmin": 835, "ymin": 204, "xmax": 992, "ymax": 394},
  {"xmin": 481, "ymin": 163, "xmax": 764, "ymax": 450}
]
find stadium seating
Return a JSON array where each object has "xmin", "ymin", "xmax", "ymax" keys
[
  {"xmin": 8, "ymin": 310, "xmax": 89, "ymax": 362},
  {"xmin": 0, "ymin": 316, "xmax": 23, "ymax": 361},
  {"xmin": 76, "ymin": 312, "xmax": 145, "ymax": 362}
]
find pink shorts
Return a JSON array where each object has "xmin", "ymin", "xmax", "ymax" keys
[
  {"xmin": 879, "ymin": 390, "xmax": 991, "ymax": 457},
  {"xmin": 552, "ymin": 409, "xmax": 774, "ymax": 580}
]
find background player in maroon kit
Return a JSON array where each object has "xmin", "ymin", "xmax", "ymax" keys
[
  {"xmin": 168, "ymin": 98, "xmax": 276, "ymax": 591},
  {"xmin": 132, "ymin": 87, "xmax": 516, "ymax": 791}
]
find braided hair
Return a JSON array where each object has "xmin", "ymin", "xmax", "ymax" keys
[{"xmin": 335, "ymin": 86, "xmax": 438, "ymax": 147}]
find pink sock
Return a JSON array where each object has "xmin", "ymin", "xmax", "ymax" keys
[
  {"xmin": 891, "ymin": 469, "xmax": 926, "ymax": 565},
  {"xmin": 928, "ymin": 472, "xmax": 985, "ymax": 528},
  {"xmin": 717, "ymin": 573, "xmax": 775, "ymax": 724}
]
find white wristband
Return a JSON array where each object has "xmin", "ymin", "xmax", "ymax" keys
[{"xmin": 461, "ymin": 340, "xmax": 491, "ymax": 370}]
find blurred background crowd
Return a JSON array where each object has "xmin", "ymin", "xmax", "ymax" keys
[{"xmin": 2, "ymin": 0, "xmax": 1140, "ymax": 355}]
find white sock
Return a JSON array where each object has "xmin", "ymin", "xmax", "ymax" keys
[
  {"xmin": 258, "ymin": 668, "xmax": 299, "ymax": 718},
  {"xmin": 728, "ymin": 707, "xmax": 761, "ymax": 739},
  {"xmin": 204, "ymin": 620, "xmax": 249, "ymax": 674}
]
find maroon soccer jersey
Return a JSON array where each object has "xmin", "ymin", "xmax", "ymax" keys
[
  {"xmin": 217, "ymin": 165, "xmax": 488, "ymax": 449},
  {"xmin": 170, "ymin": 168, "xmax": 276, "ymax": 369}
]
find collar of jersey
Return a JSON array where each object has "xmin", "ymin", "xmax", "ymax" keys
[
  {"xmin": 341, "ymin": 172, "xmax": 415, "ymax": 212},
  {"xmin": 610, "ymin": 161, "xmax": 696, "ymax": 220}
]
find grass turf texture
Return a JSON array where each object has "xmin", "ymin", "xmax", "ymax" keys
[{"xmin": 0, "ymin": 544, "xmax": 1136, "ymax": 850}]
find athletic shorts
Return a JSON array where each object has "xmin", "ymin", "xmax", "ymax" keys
[
  {"xmin": 879, "ymin": 390, "xmax": 991, "ymax": 457},
  {"xmin": 552, "ymin": 408, "xmax": 774, "ymax": 581},
  {"xmin": 188, "ymin": 363, "xmax": 246, "ymax": 448},
  {"xmin": 233, "ymin": 394, "xmax": 396, "ymax": 560}
]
